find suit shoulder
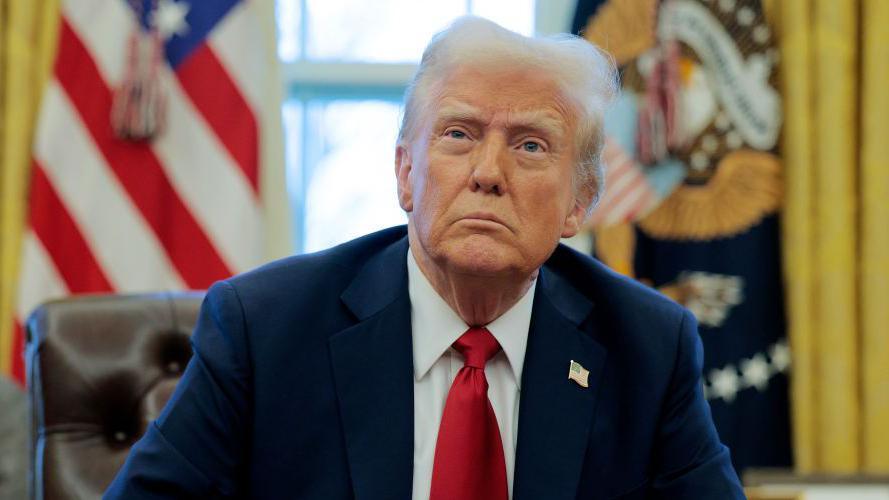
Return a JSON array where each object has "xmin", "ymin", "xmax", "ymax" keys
[
  {"xmin": 224, "ymin": 225, "xmax": 408, "ymax": 299},
  {"xmin": 545, "ymin": 244, "xmax": 696, "ymax": 386},
  {"xmin": 547, "ymin": 243, "xmax": 685, "ymax": 320},
  {"xmin": 544, "ymin": 243, "xmax": 690, "ymax": 360}
]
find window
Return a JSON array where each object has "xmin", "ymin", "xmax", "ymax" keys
[{"xmin": 277, "ymin": 0, "xmax": 574, "ymax": 253}]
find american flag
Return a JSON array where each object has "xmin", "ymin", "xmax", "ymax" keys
[
  {"xmin": 587, "ymin": 137, "xmax": 661, "ymax": 227},
  {"xmin": 8, "ymin": 0, "xmax": 281, "ymax": 383}
]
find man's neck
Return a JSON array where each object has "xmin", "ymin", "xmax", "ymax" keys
[{"xmin": 408, "ymin": 234, "xmax": 536, "ymax": 327}]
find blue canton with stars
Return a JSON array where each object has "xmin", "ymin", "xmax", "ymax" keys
[{"xmin": 130, "ymin": 0, "xmax": 241, "ymax": 69}]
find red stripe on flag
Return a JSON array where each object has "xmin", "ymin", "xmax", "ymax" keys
[
  {"xmin": 176, "ymin": 43, "xmax": 259, "ymax": 194},
  {"xmin": 624, "ymin": 187, "xmax": 656, "ymax": 222},
  {"xmin": 55, "ymin": 19, "xmax": 233, "ymax": 288},
  {"xmin": 601, "ymin": 169, "xmax": 644, "ymax": 209},
  {"xmin": 29, "ymin": 163, "xmax": 114, "ymax": 293},
  {"xmin": 11, "ymin": 321, "xmax": 25, "ymax": 385},
  {"xmin": 599, "ymin": 175, "xmax": 646, "ymax": 217},
  {"xmin": 604, "ymin": 159, "xmax": 634, "ymax": 188}
]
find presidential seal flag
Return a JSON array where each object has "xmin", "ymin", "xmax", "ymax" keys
[
  {"xmin": 574, "ymin": 0, "xmax": 792, "ymax": 473},
  {"xmin": 5, "ymin": 0, "xmax": 286, "ymax": 383}
]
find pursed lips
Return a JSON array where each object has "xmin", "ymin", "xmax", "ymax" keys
[{"xmin": 458, "ymin": 212, "xmax": 512, "ymax": 232}]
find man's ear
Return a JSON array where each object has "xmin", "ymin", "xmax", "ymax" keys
[
  {"xmin": 395, "ymin": 144, "xmax": 413, "ymax": 212},
  {"xmin": 561, "ymin": 189, "xmax": 594, "ymax": 239}
]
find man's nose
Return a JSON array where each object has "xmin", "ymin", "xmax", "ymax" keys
[{"xmin": 470, "ymin": 137, "xmax": 508, "ymax": 195}]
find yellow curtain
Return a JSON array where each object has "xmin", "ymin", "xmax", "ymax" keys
[
  {"xmin": 0, "ymin": 0, "xmax": 60, "ymax": 379},
  {"xmin": 776, "ymin": 0, "xmax": 889, "ymax": 473},
  {"xmin": 858, "ymin": 0, "xmax": 889, "ymax": 472}
]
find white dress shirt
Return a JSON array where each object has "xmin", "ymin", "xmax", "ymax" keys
[{"xmin": 408, "ymin": 249, "xmax": 535, "ymax": 500}]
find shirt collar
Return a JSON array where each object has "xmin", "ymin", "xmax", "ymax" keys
[{"xmin": 407, "ymin": 248, "xmax": 535, "ymax": 388}]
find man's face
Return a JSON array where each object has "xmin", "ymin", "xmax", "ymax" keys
[{"xmin": 396, "ymin": 64, "xmax": 589, "ymax": 278}]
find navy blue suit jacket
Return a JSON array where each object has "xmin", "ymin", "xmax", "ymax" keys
[{"xmin": 106, "ymin": 226, "xmax": 744, "ymax": 499}]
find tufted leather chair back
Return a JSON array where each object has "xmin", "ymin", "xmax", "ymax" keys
[{"xmin": 26, "ymin": 292, "xmax": 203, "ymax": 500}]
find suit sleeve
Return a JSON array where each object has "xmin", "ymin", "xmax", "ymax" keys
[
  {"xmin": 649, "ymin": 309, "xmax": 746, "ymax": 499},
  {"xmin": 104, "ymin": 281, "xmax": 252, "ymax": 499}
]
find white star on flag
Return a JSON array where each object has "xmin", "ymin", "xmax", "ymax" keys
[
  {"xmin": 740, "ymin": 353, "xmax": 771, "ymax": 391},
  {"xmin": 152, "ymin": 0, "xmax": 190, "ymax": 40}
]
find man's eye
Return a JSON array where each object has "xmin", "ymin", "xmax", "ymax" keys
[
  {"xmin": 447, "ymin": 130, "xmax": 467, "ymax": 139},
  {"xmin": 522, "ymin": 141, "xmax": 541, "ymax": 152}
]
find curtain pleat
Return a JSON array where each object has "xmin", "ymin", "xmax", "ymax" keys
[
  {"xmin": 859, "ymin": 0, "xmax": 889, "ymax": 472},
  {"xmin": 778, "ymin": 0, "xmax": 817, "ymax": 472},
  {"xmin": 0, "ymin": 0, "xmax": 60, "ymax": 379},
  {"xmin": 780, "ymin": 0, "xmax": 889, "ymax": 473}
]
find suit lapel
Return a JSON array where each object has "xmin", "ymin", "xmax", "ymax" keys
[
  {"xmin": 328, "ymin": 236, "xmax": 608, "ymax": 500},
  {"xmin": 513, "ymin": 267, "xmax": 608, "ymax": 500},
  {"xmin": 329, "ymin": 237, "xmax": 414, "ymax": 500}
]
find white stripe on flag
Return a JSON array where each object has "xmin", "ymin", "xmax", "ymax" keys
[
  {"xmin": 34, "ymin": 82, "xmax": 187, "ymax": 292},
  {"xmin": 604, "ymin": 183, "xmax": 649, "ymax": 226},
  {"xmin": 602, "ymin": 162, "xmax": 639, "ymax": 202},
  {"xmin": 598, "ymin": 177, "xmax": 645, "ymax": 223},
  {"xmin": 16, "ymin": 231, "xmax": 69, "ymax": 320},
  {"xmin": 156, "ymin": 72, "xmax": 265, "ymax": 273},
  {"xmin": 208, "ymin": 1, "xmax": 264, "ymax": 116},
  {"xmin": 62, "ymin": 0, "xmax": 129, "ymax": 85}
]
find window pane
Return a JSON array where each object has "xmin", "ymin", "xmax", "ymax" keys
[
  {"xmin": 305, "ymin": 0, "xmax": 467, "ymax": 63},
  {"xmin": 281, "ymin": 0, "xmax": 537, "ymax": 63},
  {"xmin": 471, "ymin": 0, "xmax": 535, "ymax": 36},
  {"xmin": 276, "ymin": 0, "xmax": 301, "ymax": 62},
  {"xmin": 302, "ymin": 100, "xmax": 407, "ymax": 252},
  {"xmin": 282, "ymin": 100, "xmax": 304, "ymax": 245}
]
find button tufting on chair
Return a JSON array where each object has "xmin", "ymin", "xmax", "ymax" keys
[{"xmin": 26, "ymin": 292, "xmax": 203, "ymax": 500}]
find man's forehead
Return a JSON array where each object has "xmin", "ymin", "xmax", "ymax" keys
[{"xmin": 428, "ymin": 65, "xmax": 576, "ymax": 129}]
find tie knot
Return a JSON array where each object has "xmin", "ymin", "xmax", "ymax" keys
[{"xmin": 453, "ymin": 327, "xmax": 501, "ymax": 369}]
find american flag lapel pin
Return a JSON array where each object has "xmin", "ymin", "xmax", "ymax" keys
[{"xmin": 568, "ymin": 360, "xmax": 589, "ymax": 388}]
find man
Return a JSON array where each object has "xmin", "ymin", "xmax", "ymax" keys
[{"xmin": 107, "ymin": 17, "xmax": 744, "ymax": 499}]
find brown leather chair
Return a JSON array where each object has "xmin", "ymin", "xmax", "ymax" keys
[{"xmin": 26, "ymin": 292, "xmax": 203, "ymax": 500}]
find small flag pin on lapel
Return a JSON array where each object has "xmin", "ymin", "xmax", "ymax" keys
[{"xmin": 568, "ymin": 360, "xmax": 589, "ymax": 388}]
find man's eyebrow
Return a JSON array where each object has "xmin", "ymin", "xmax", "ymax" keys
[
  {"xmin": 505, "ymin": 110, "xmax": 566, "ymax": 136},
  {"xmin": 434, "ymin": 104, "xmax": 485, "ymax": 125},
  {"xmin": 435, "ymin": 105, "xmax": 565, "ymax": 135}
]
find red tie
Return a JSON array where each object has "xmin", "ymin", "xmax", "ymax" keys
[{"xmin": 430, "ymin": 327, "xmax": 509, "ymax": 500}]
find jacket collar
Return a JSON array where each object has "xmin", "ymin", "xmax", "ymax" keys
[
  {"xmin": 407, "ymin": 248, "xmax": 535, "ymax": 386},
  {"xmin": 330, "ymin": 236, "xmax": 414, "ymax": 500},
  {"xmin": 330, "ymin": 234, "xmax": 607, "ymax": 500}
]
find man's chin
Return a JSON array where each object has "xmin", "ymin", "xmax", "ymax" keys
[{"xmin": 439, "ymin": 237, "xmax": 522, "ymax": 278}]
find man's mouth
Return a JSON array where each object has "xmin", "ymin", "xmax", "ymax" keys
[{"xmin": 460, "ymin": 212, "xmax": 510, "ymax": 230}]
